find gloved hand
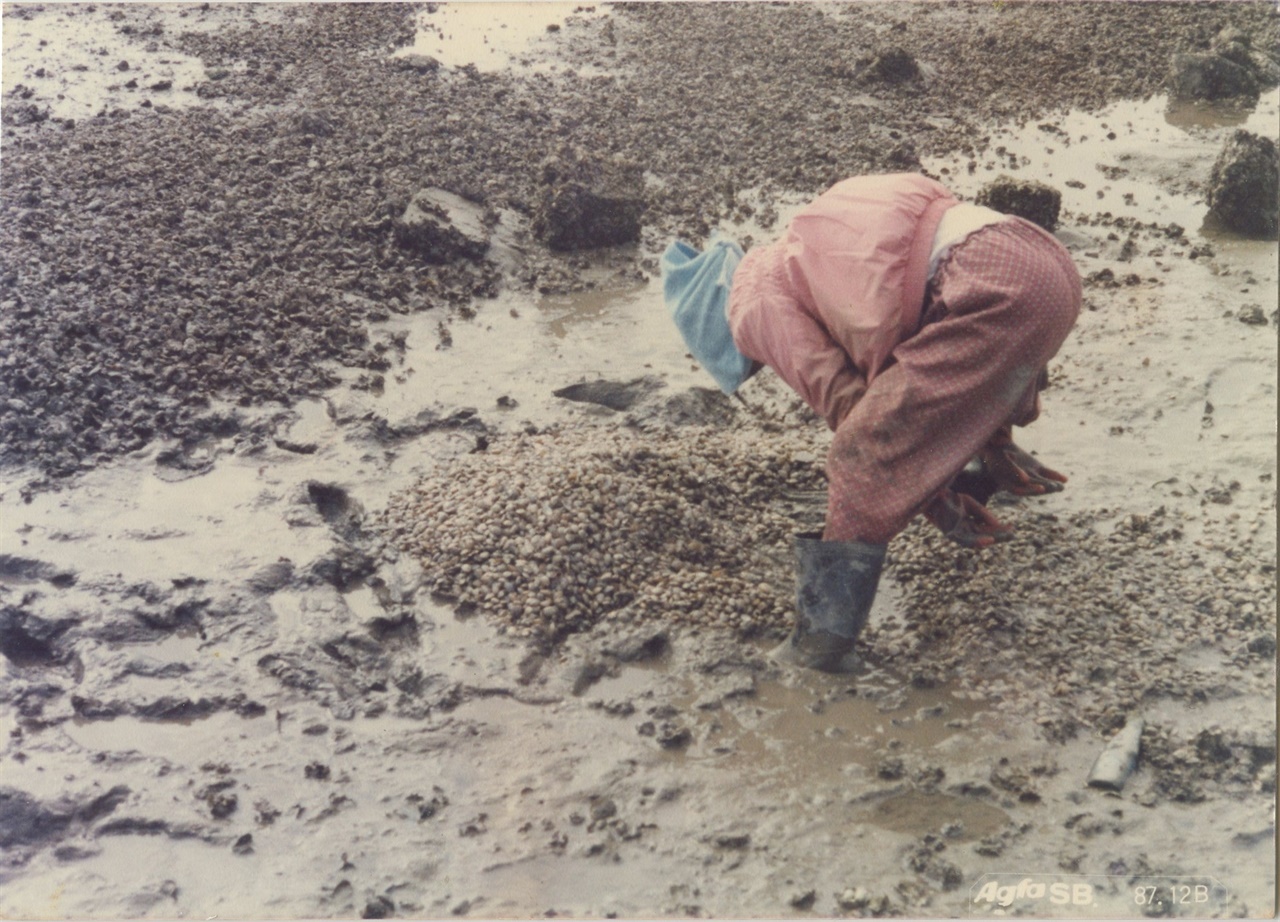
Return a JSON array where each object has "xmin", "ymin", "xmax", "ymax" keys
[
  {"xmin": 924, "ymin": 487, "xmax": 1014, "ymax": 549},
  {"xmin": 979, "ymin": 426, "xmax": 1067, "ymax": 496}
]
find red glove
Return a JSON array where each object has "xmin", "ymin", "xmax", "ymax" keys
[
  {"xmin": 924, "ymin": 487, "xmax": 1014, "ymax": 549},
  {"xmin": 980, "ymin": 426, "xmax": 1067, "ymax": 496}
]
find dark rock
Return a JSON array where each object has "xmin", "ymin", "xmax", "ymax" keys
[
  {"xmin": 0, "ymin": 605, "xmax": 74, "ymax": 667},
  {"xmin": 553, "ymin": 376, "xmax": 664, "ymax": 412},
  {"xmin": 1209, "ymin": 28, "xmax": 1256, "ymax": 69},
  {"xmin": 886, "ymin": 141, "xmax": 922, "ymax": 171},
  {"xmin": 532, "ymin": 150, "xmax": 644, "ymax": 251},
  {"xmin": 1247, "ymin": 632, "xmax": 1277, "ymax": 656},
  {"xmin": 390, "ymin": 52, "xmax": 440, "ymax": 74},
  {"xmin": 53, "ymin": 844, "xmax": 100, "ymax": 862},
  {"xmin": 877, "ymin": 756, "xmax": 907, "ymax": 781},
  {"xmin": 71, "ymin": 695, "xmax": 124, "ymax": 720},
  {"xmin": 714, "ymin": 831, "xmax": 751, "ymax": 849},
  {"xmin": 206, "ymin": 791, "xmax": 238, "ymax": 819},
  {"xmin": 1206, "ymin": 130, "xmax": 1279, "ymax": 238},
  {"xmin": 1167, "ymin": 52, "xmax": 1260, "ymax": 102},
  {"xmin": 1194, "ymin": 728, "xmax": 1234, "ymax": 764},
  {"xmin": 295, "ymin": 111, "xmax": 336, "ymax": 137},
  {"xmin": 789, "ymin": 890, "xmax": 817, "ymax": 911},
  {"xmin": 861, "ymin": 46, "xmax": 921, "ymax": 84},
  {"xmin": 590, "ymin": 798, "xmax": 617, "ymax": 822},
  {"xmin": 1238, "ymin": 305, "xmax": 1268, "ymax": 326},
  {"xmin": 305, "ymin": 762, "xmax": 332, "ymax": 780},
  {"xmin": 95, "ymin": 817, "xmax": 188, "ymax": 837},
  {"xmin": 249, "ymin": 559, "xmax": 298, "ymax": 595},
  {"xmin": 135, "ymin": 696, "xmax": 224, "ymax": 721},
  {"xmin": 393, "ymin": 188, "xmax": 490, "ymax": 263},
  {"xmin": 975, "ymin": 175, "xmax": 1062, "ymax": 232},
  {"xmin": 1203, "ymin": 26, "xmax": 1280, "ymax": 85},
  {"xmin": 362, "ymin": 896, "xmax": 396, "ymax": 919},
  {"xmin": 155, "ymin": 444, "xmax": 215, "ymax": 479},
  {"xmin": 656, "ymin": 721, "xmax": 692, "ymax": 749}
]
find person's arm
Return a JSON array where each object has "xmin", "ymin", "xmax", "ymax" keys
[
  {"xmin": 734, "ymin": 296, "xmax": 867, "ymax": 430},
  {"xmin": 925, "ymin": 425, "xmax": 1066, "ymax": 548},
  {"xmin": 923, "ymin": 487, "xmax": 1014, "ymax": 548}
]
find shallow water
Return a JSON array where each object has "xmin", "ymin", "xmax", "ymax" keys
[
  {"xmin": 393, "ymin": 2, "xmax": 608, "ymax": 73},
  {"xmin": 929, "ymin": 89, "xmax": 1280, "ymax": 238}
]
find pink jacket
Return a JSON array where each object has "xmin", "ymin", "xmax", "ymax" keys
[{"xmin": 728, "ymin": 174, "xmax": 957, "ymax": 429}]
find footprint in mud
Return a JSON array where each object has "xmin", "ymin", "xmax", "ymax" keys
[{"xmin": 305, "ymin": 481, "xmax": 366, "ymax": 541}]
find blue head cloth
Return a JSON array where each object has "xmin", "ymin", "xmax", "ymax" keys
[{"xmin": 660, "ymin": 234, "xmax": 753, "ymax": 395}]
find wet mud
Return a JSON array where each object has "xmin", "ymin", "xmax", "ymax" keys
[{"xmin": 1, "ymin": 3, "xmax": 1277, "ymax": 919}]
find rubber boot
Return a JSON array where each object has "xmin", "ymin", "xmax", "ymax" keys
[{"xmin": 771, "ymin": 532, "xmax": 886, "ymax": 672}]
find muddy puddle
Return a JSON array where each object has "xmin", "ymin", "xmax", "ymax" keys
[
  {"xmin": 392, "ymin": 2, "xmax": 608, "ymax": 74},
  {"xmin": 1, "ymin": 35, "xmax": 1276, "ymax": 921}
]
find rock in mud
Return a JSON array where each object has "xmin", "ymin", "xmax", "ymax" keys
[
  {"xmin": 0, "ymin": 605, "xmax": 74, "ymax": 667},
  {"xmin": 249, "ymin": 559, "xmax": 298, "ymax": 595},
  {"xmin": 1238, "ymin": 304, "xmax": 1269, "ymax": 326},
  {"xmin": 1168, "ymin": 52, "xmax": 1260, "ymax": 102},
  {"xmin": 1206, "ymin": 130, "xmax": 1279, "ymax": 238},
  {"xmin": 975, "ymin": 176, "xmax": 1062, "ymax": 232},
  {"xmin": 390, "ymin": 52, "xmax": 441, "ymax": 75},
  {"xmin": 788, "ymin": 889, "xmax": 817, "ymax": 910},
  {"xmin": 361, "ymin": 895, "xmax": 395, "ymax": 919},
  {"xmin": 1246, "ymin": 632, "xmax": 1277, "ymax": 656},
  {"xmin": 836, "ymin": 886, "xmax": 887, "ymax": 912},
  {"xmin": 1170, "ymin": 26, "xmax": 1280, "ymax": 101},
  {"xmin": 532, "ymin": 149, "xmax": 644, "ymax": 251},
  {"xmin": 859, "ymin": 47, "xmax": 921, "ymax": 84},
  {"xmin": 393, "ymin": 188, "xmax": 491, "ymax": 263},
  {"xmin": 553, "ymin": 376, "xmax": 664, "ymax": 412},
  {"xmin": 654, "ymin": 720, "xmax": 692, "ymax": 749},
  {"xmin": 1210, "ymin": 28, "xmax": 1259, "ymax": 71}
]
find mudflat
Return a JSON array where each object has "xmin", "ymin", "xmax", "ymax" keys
[{"xmin": 1, "ymin": 3, "xmax": 1276, "ymax": 918}]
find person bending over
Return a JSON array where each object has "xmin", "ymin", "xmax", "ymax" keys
[{"xmin": 662, "ymin": 172, "xmax": 1081, "ymax": 671}]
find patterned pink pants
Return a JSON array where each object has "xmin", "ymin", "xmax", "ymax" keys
[{"xmin": 824, "ymin": 217, "xmax": 1081, "ymax": 544}]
